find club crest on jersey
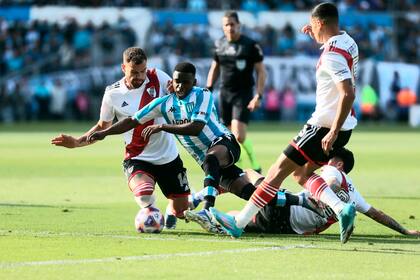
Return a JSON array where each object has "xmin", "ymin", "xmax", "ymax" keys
[
  {"xmin": 147, "ymin": 86, "xmax": 157, "ymax": 98},
  {"xmin": 184, "ymin": 102, "xmax": 194, "ymax": 114},
  {"xmin": 121, "ymin": 101, "xmax": 129, "ymax": 107},
  {"xmin": 236, "ymin": 59, "xmax": 246, "ymax": 70}
]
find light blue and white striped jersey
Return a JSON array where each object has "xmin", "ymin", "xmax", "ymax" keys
[{"xmin": 133, "ymin": 86, "xmax": 232, "ymax": 165}]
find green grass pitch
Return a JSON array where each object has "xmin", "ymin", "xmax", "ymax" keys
[{"xmin": 1, "ymin": 122, "xmax": 419, "ymax": 279}]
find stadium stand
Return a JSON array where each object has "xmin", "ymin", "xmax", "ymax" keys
[{"xmin": 0, "ymin": 1, "xmax": 418, "ymax": 123}]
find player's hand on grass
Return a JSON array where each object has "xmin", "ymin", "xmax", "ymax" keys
[
  {"xmin": 247, "ymin": 95, "xmax": 261, "ymax": 112},
  {"xmin": 51, "ymin": 134, "xmax": 80, "ymax": 148},
  {"xmin": 405, "ymin": 229, "xmax": 420, "ymax": 236},
  {"xmin": 321, "ymin": 130, "xmax": 338, "ymax": 156},
  {"xmin": 141, "ymin": 124, "xmax": 162, "ymax": 139},
  {"xmin": 87, "ymin": 131, "xmax": 105, "ymax": 142},
  {"xmin": 301, "ymin": 24, "xmax": 314, "ymax": 39}
]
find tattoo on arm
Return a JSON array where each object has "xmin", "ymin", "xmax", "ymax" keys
[{"xmin": 365, "ymin": 207, "xmax": 407, "ymax": 235}]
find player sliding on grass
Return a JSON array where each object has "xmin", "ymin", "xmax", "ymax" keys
[
  {"xmin": 210, "ymin": 2, "xmax": 360, "ymax": 243},
  {"xmin": 87, "ymin": 61, "xmax": 257, "ymax": 234},
  {"xmin": 226, "ymin": 148, "xmax": 420, "ymax": 237},
  {"xmin": 51, "ymin": 47, "xmax": 191, "ymax": 230}
]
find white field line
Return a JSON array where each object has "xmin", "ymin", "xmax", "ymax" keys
[
  {"xmin": 0, "ymin": 229, "xmax": 294, "ymax": 246},
  {"xmin": 0, "ymin": 245, "xmax": 313, "ymax": 268}
]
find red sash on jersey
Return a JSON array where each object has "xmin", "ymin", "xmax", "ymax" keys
[
  {"xmin": 316, "ymin": 45, "xmax": 356, "ymax": 117},
  {"xmin": 339, "ymin": 171, "xmax": 349, "ymax": 192},
  {"xmin": 125, "ymin": 69, "xmax": 160, "ymax": 159}
]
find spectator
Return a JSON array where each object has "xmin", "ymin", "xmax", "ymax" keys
[
  {"xmin": 33, "ymin": 79, "xmax": 51, "ymax": 120},
  {"xmin": 264, "ymin": 85, "xmax": 281, "ymax": 120},
  {"xmin": 187, "ymin": 0, "xmax": 207, "ymax": 11},
  {"xmin": 74, "ymin": 90, "xmax": 90, "ymax": 120},
  {"xmin": 50, "ymin": 79, "xmax": 67, "ymax": 120},
  {"xmin": 280, "ymin": 86, "xmax": 296, "ymax": 121},
  {"xmin": 360, "ymin": 84, "xmax": 380, "ymax": 121}
]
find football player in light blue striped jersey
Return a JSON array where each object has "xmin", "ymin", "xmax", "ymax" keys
[{"xmin": 88, "ymin": 62, "xmax": 257, "ymax": 233}]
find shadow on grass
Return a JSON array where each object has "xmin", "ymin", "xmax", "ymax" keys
[{"xmin": 242, "ymin": 232, "xmax": 420, "ymax": 245}]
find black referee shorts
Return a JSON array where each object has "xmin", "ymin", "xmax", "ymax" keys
[{"xmin": 219, "ymin": 88, "xmax": 253, "ymax": 125}]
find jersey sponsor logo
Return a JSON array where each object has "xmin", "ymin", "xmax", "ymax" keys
[
  {"xmin": 224, "ymin": 45, "xmax": 236, "ymax": 56},
  {"xmin": 236, "ymin": 59, "xmax": 246, "ymax": 70},
  {"xmin": 121, "ymin": 101, "xmax": 129, "ymax": 107},
  {"xmin": 334, "ymin": 69, "xmax": 349, "ymax": 76},
  {"xmin": 172, "ymin": 118, "xmax": 191, "ymax": 125}
]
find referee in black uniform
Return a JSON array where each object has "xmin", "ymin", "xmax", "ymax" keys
[{"xmin": 206, "ymin": 11, "xmax": 266, "ymax": 173}]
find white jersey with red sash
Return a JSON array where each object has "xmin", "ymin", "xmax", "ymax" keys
[
  {"xmin": 289, "ymin": 165, "xmax": 370, "ymax": 235},
  {"xmin": 100, "ymin": 68, "xmax": 178, "ymax": 164},
  {"xmin": 308, "ymin": 31, "xmax": 358, "ymax": 131}
]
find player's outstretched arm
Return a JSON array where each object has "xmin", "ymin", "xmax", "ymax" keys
[
  {"xmin": 364, "ymin": 206, "xmax": 420, "ymax": 236},
  {"xmin": 88, "ymin": 118, "xmax": 139, "ymax": 142},
  {"xmin": 142, "ymin": 121, "xmax": 205, "ymax": 139},
  {"xmin": 51, "ymin": 121, "xmax": 112, "ymax": 148}
]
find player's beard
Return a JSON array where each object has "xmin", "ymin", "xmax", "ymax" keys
[{"xmin": 131, "ymin": 79, "xmax": 145, "ymax": 89}]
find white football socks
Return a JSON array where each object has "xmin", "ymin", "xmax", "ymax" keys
[
  {"xmin": 134, "ymin": 194, "xmax": 156, "ymax": 208},
  {"xmin": 235, "ymin": 202, "xmax": 260, "ymax": 229}
]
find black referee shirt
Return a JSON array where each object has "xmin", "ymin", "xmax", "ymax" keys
[{"xmin": 213, "ymin": 35, "xmax": 263, "ymax": 92}]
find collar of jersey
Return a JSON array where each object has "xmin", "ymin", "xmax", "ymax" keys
[
  {"xmin": 175, "ymin": 87, "xmax": 196, "ymax": 101},
  {"xmin": 320, "ymin": 31, "xmax": 347, "ymax": 50}
]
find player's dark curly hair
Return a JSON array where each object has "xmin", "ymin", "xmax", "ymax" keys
[
  {"xmin": 224, "ymin": 11, "xmax": 240, "ymax": 23},
  {"xmin": 123, "ymin": 47, "xmax": 147, "ymax": 64},
  {"xmin": 311, "ymin": 2, "xmax": 339, "ymax": 25},
  {"xmin": 330, "ymin": 147, "xmax": 354, "ymax": 174},
  {"xmin": 174, "ymin": 62, "xmax": 196, "ymax": 76}
]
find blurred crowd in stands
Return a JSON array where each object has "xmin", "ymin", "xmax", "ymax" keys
[
  {"xmin": 1, "ymin": 0, "xmax": 419, "ymax": 11},
  {"xmin": 0, "ymin": 16, "xmax": 136, "ymax": 76},
  {"xmin": 0, "ymin": 0, "xmax": 419, "ymax": 124},
  {"xmin": 145, "ymin": 18, "xmax": 419, "ymax": 64},
  {"xmin": 0, "ymin": 15, "xmax": 136, "ymax": 122}
]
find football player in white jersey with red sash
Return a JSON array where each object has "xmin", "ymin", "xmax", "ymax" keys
[
  {"xmin": 51, "ymin": 47, "xmax": 190, "ymax": 229},
  {"xmin": 237, "ymin": 148, "xmax": 419, "ymax": 237},
  {"xmin": 211, "ymin": 2, "xmax": 360, "ymax": 243}
]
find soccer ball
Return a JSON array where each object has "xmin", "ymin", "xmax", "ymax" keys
[{"xmin": 134, "ymin": 206, "xmax": 164, "ymax": 233}]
